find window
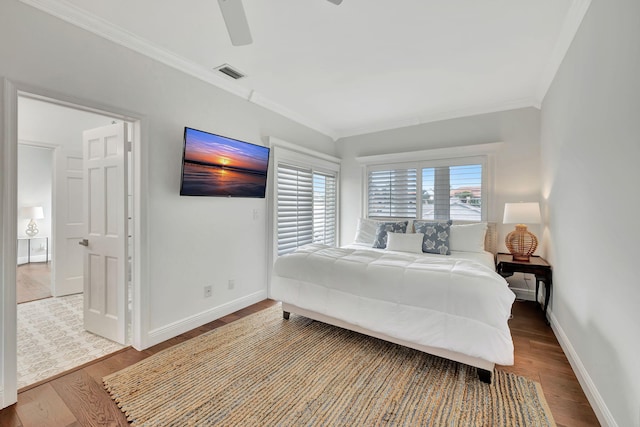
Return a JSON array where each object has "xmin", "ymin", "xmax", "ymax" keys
[
  {"xmin": 276, "ymin": 163, "xmax": 337, "ymax": 256},
  {"xmin": 313, "ymin": 172, "xmax": 337, "ymax": 247},
  {"xmin": 368, "ymin": 169, "xmax": 417, "ymax": 218},
  {"xmin": 277, "ymin": 164, "xmax": 313, "ymax": 255},
  {"xmin": 367, "ymin": 158, "xmax": 485, "ymax": 221},
  {"xmin": 421, "ymin": 164, "xmax": 483, "ymax": 221}
]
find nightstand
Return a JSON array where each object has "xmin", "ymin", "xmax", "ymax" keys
[
  {"xmin": 496, "ymin": 253, "xmax": 552, "ymax": 324},
  {"xmin": 18, "ymin": 236, "xmax": 49, "ymax": 264}
]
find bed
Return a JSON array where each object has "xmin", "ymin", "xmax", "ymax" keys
[{"xmin": 270, "ymin": 220, "xmax": 515, "ymax": 383}]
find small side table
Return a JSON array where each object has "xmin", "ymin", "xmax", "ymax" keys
[
  {"xmin": 496, "ymin": 253, "xmax": 552, "ymax": 323},
  {"xmin": 18, "ymin": 236, "xmax": 49, "ymax": 263}
]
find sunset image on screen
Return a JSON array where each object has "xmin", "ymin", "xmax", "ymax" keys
[
  {"xmin": 183, "ymin": 128, "xmax": 268, "ymax": 172},
  {"xmin": 180, "ymin": 128, "xmax": 270, "ymax": 197}
]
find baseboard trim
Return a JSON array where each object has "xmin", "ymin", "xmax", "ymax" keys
[
  {"xmin": 17, "ymin": 255, "xmax": 50, "ymax": 264},
  {"xmin": 146, "ymin": 291, "xmax": 268, "ymax": 348},
  {"xmin": 509, "ymin": 286, "xmax": 535, "ymax": 301},
  {"xmin": 548, "ymin": 310, "xmax": 617, "ymax": 427}
]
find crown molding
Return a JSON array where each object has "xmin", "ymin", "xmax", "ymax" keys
[
  {"xmin": 335, "ymin": 97, "xmax": 540, "ymax": 140},
  {"xmin": 20, "ymin": 0, "xmax": 249, "ymax": 99},
  {"xmin": 248, "ymin": 92, "xmax": 337, "ymax": 140},
  {"xmin": 19, "ymin": 0, "xmax": 337, "ymax": 140},
  {"xmin": 20, "ymin": 0, "xmax": 587, "ymax": 142},
  {"xmin": 535, "ymin": 0, "xmax": 592, "ymax": 103}
]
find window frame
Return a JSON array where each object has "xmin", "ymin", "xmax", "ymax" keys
[
  {"xmin": 270, "ymin": 141, "xmax": 340, "ymax": 261},
  {"xmin": 275, "ymin": 162, "xmax": 338, "ymax": 255},
  {"xmin": 364, "ymin": 154, "xmax": 490, "ymax": 222}
]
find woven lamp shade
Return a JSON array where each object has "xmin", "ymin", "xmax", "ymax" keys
[{"xmin": 503, "ymin": 202, "xmax": 541, "ymax": 262}]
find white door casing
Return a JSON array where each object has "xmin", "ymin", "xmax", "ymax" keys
[
  {"xmin": 52, "ymin": 149, "xmax": 84, "ymax": 297},
  {"xmin": 3, "ymin": 83, "xmax": 145, "ymax": 410},
  {"xmin": 82, "ymin": 123, "xmax": 128, "ymax": 345}
]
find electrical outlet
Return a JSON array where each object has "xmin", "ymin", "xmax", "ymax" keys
[
  {"xmin": 203, "ymin": 285, "xmax": 212, "ymax": 298},
  {"xmin": 228, "ymin": 279, "xmax": 235, "ymax": 290}
]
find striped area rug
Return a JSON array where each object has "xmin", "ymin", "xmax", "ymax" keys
[{"xmin": 104, "ymin": 305, "xmax": 555, "ymax": 426}]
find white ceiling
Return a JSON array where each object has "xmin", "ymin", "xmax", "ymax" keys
[{"xmin": 21, "ymin": 0, "xmax": 590, "ymax": 140}]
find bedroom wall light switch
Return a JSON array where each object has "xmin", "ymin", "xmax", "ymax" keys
[
  {"xmin": 253, "ymin": 209, "xmax": 259, "ymax": 220},
  {"xmin": 204, "ymin": 285, "xmax": 212, "ymax": 298},
  {"xmin": 228, "ymin": 279, "xmax": 235, "ymax": 290}
]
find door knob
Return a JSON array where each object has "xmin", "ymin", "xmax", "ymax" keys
[{"xmin": 79, "ymin": 239, "xmax": 89, "ymax": 247}]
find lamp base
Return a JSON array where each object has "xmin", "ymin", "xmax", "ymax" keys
[
  {"xmin": 25, "ymin": 220, "xmax": 39, "ymax": 237},
  {"xmin": 505, "ymin": 224, "xmax": 537, "ymax": 262}
]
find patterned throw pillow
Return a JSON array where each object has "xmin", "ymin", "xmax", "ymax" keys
[
  {"xmin": 413, "ymin": 220, "xmax": 452, "ymax": 255},
  {"xmin": 372, "ymin": 221, "xmax": 409, "ymax": 249}
]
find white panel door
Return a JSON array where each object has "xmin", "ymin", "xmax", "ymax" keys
[
  {"xmin": 52, "ymin": 149, "xmax": 84, "ymax": 297},
  {"xmin": 82, "ymin": 123, "xmax": 128, "ymax": 344}
]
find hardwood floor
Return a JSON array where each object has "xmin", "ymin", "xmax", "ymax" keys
[
  {"xmin": 500, "ymin": 301, "xmax": 600, "ymax": 426},
  {"xmin": 0, "ymin": 299, "xmax": 600, "ymax": 426},
  {"xmin": 16, "ymin": 262, "xmax": 51, "ymax": 304}
]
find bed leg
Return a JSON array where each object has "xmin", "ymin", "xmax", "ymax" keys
[
  {"xmin": 478, "ymin": 368, "xmax": 492, "ymax": 384},
  {"xmin": 283, "ymin": 311, "xmax": 290, "ymax": 320}
]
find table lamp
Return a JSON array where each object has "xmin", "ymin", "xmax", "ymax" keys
[
  {"xmin": 503, "ymin": 202, "xmax": 541, "ymax": 261},
  {"xmin": 22, "ymin": 206, "xmax": 45, "ymax": 237}
]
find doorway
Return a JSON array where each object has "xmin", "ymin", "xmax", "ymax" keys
[
  {"xmin": 15, "ymin": 94, "xmax": 135, "ymax": 389},
  {"xmin": 17, "ymin": 142, "xmax": 53, "ymax": 304}
]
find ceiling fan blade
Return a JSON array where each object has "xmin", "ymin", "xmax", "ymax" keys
[
  {"xmin": 326, "ymin": 0, "xmax": 343, "ymax": 4},
  {"xmin": 217, "ymin": 0, "xmax": 253, "ymax": 46}
]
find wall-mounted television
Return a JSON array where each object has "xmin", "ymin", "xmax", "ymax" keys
[{"xmin": 180, "ymin": 127, "xmax": 270, "ymax": 198}]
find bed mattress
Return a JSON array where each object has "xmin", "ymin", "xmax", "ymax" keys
[{"xmin": 270, "ymin": 244, "xmax": 515, "ymax": 366}]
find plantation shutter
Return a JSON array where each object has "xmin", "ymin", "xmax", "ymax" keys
[
  {"xmin": 433, "ymin": 167, "xmax": 450, "ymax": 219},
  {"xmin": 367, "ymin": 168, "xmax": 417, "ymax": 218},
  {"xmin": 313, "ymin": 172, "xmax": 337, "ymax": 246},
  {"xmin": 368, "ymin": 162, "xmax": 483, "ymax": 221},
  {"xmin": 277, "ymin": 164, "xmax": 313, "ymax": 255}
]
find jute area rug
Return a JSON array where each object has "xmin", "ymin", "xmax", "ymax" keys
[{"xmin": 104, "ymin": 305, "xmax": 556, "ymax": 426}]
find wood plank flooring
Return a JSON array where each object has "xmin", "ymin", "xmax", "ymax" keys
[
  {"xmin": 16, "ymin": 262, "xmax": 51, "ymax": 304},
  {"xmin": 0, "ymin": 299, "xmax": 600, "ymax": 426}
]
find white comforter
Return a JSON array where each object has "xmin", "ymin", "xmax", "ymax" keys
[{"xmin": 270, "ymin": 244, "xmax": 515, "ymax": 366}]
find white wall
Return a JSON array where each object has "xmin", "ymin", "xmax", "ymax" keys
[
  {"xmin": 19, "ymin": 97, "xmax": 115, "ymax": 151},
  {"xmin": 540, "ymin": 0, "xmax": 640, "ymax": 426},
  {"xmin": 0, "ymin": 0, "xmax": 335, "ymax": 354},
  {"xmin": 17, "ymin": 144, "xmax": 52, "ymax": 263},
  {"xmin": 336, "ymin": 107, "xmax": 542, "ymax": 252}
]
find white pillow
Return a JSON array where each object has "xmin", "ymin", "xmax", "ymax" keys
[
  {"xmin": 354, "ymin": 218, "xmax": 380, "ymax": 245},
  {"xmin": 449, "ymin": 223, "xmax": 487, "ymax": 253},
  {"xmin": 385, "ymin": 232, "xmax": 424, "ymax": 254}
]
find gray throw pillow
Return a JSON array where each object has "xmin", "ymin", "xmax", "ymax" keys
[
  {"xmin": 372, "ymin": 221, "xmax": 409, "ymax": 249},
  {"xmin": 413, "ymin": 220, "xmax": 452, "ymax": 255}
]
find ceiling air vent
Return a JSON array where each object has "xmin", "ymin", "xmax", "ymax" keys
[{"xmin": 215, "ymin": 64, "xmax": 246, "ymax": 80}]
